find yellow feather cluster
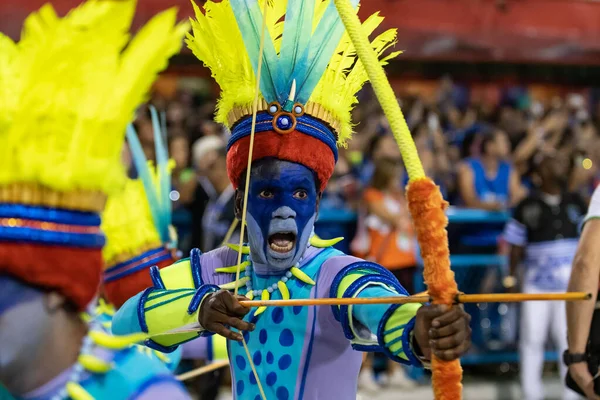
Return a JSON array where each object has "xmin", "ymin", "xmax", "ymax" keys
[
  {"xmin": 311, "ymin": 11, "xmax": 400, "ymax": 146},
  {"xmin": 101, "ymin": 178, "xmax": 162, "ymax": 268},
  {"xmin": 0, "ymin": 0, "xmax": 188, "ymax": 198},
  {"xmin": 186, "ymin": 0, "xmax": 398, "ymax": 146}
]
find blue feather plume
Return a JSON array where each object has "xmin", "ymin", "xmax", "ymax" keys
[
  {"xmin": 292, "ymin": 0, "xmax": 360, "ymax": 104},
  {"xmin": 279, "ymin": 0, "xmax": 314, "ymax": 89},
  {"xmin": 125, "ymin": 112, "xmax": 171, "ymax": 246},
  {"xmin": 230, "ymin": 0, "xmax": 286, "ymax": 103},
  {"xmin": 149, "ymin": 106, "xmax": 172, "ymax": 243}
]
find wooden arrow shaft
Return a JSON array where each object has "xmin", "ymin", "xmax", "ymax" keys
[
  {"xmin": 176, "ymin": 359, "xmax": 229, "ymax": 381},
  {"xmin": 147, "ymin": 292, "xmax": 591, "ymax": 340},
  {"xmin": 238, "ymin": 292, "xmax": 591, "ymax": 308}
]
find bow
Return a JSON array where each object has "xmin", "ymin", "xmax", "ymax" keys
[
  {"xmin": 331, "ymin": 1, "xmax": 460, "ymax": 398},
  {"xmin": 232, "ymin": 0, "xmax": 456, "ymax": 396},
  {"xmin": 194, "ymin": 1, "xmax": 590, "ymax": 399}
]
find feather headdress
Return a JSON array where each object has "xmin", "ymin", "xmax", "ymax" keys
[
  {"xmin": 0, "ymin": 0, "xmax": 187, "ymax": 310},
  {"xmin": 101, "ymin": 110, "xmax": 176, "ymax": 308},
  {"xmin": 187, "ymin": 0, "xmax": 399, "ymax": 191}
]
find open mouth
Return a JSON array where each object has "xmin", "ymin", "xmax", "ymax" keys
[{"xmin": 268, "ymin": 232, "xmax": 296, "ymax": 254}]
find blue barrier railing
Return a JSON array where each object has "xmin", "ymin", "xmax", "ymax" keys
[{"xmin": 315, "ymin": 206, "xmax": 559, "ymax": 366}]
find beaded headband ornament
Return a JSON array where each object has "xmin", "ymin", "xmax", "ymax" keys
[
  {"xmin": 0, "ymin": 0, "xmax": 187, "ymax": 310},
  {"xmin": 101, "ymin": 108, "xmax": 177, "ymax": 307},
  {"xmin": 187, "ymin": 0, "xmax": 400, "ymax": 191}
]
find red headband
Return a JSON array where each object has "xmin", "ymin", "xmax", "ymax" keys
[{"xmin": 227, "ymin": 130, "xmax": 335, "ymax": 193}]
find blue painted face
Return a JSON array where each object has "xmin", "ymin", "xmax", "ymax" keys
[{"xmin": 242, "ymin": 159, "xmax": 319, "ymax": 272}]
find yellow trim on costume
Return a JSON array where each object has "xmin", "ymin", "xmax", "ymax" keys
[
  {"xmin": 254, "ymin": 289, "xmax": 270, "ymax": 316},
  {"xmin": 213, "ymin": 334, "xmax": 229, "ymax": 360},
  {"xmin": 143, "ymin": 292, "xmax": 201, "ymax": 348},
  {"xmin": 335, "ymin": 273, "xmax": 363, "ymax": 299},
  {"xmin": 309, "ymin": 235, "xmax": 344, "ymax": 248},
  {"xmin": 144, "ymin": 289, "xmax": 195, "ymax": 310},
  {"xmin": 89, "ymin": 331, "xmax": 146, "ymax": 350},
  {"xmin": 78, "ymin": 354, "xmax": 113, "ymax": 374},
  {"xmin": 246, "ymin": 291, "xmax": 254, "ymax": 300},
  {"xmin": 383, "ymin": 303, "xmax": 422, "ymax": 361},
  {"xmin": 65, "ymin": 382, "xmax": 94, "ymax": 400},
  {"xmin": 216, "ymin": 261, "xmax": 250, "ymax": 273},
  {"xmin": 219, "ymin": 277, "xmax": 250, "ymax": 290},
  {"xmin": 159, "ymin": 259, "xmax": 195, "ymax": 289},
  {"xmin": 290, "ymin": 267, "xmax": 316, "ymax": 285}
]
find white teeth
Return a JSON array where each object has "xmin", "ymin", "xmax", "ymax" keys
[{"xmin": 270, "ymin": 242, "xmax": 293, "ymax": 252}]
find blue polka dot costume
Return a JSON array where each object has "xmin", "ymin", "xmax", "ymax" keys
[
  {"xmin": 111, "ymin": 0, "xmax": 430, "ymax": 398},
  {"xmin": 114, "ymin": 244, "xmax": 426, "ymax": 399}
]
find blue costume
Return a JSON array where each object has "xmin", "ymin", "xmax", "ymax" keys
[{"xmin": 112, "ymin": 1, "xmax": 432, "ymax": 399}]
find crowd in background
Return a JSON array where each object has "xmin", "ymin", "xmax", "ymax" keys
[
  {"xmin": 131, "ymin": 77, "xmax": 600, "ymax": 396},
  {"xmin": 135, "ymin": 76, "xmax": 600, "ymax": 255}
]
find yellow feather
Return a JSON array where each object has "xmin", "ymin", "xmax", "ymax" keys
[
  {"xmin": 246, "ymin": 291, "xmax": 254, "ymax": 300},
  {"xmin": 0, "ymin": 0, "xmax": 187, "ymax": 202},
  {"xmin": 0, "ymin": 35, "xmax": 17, "ymax": 136},
  {"xmin": 187, "ymin": 0, "xmax": 257, "ymax": 126},
  {"xmin": 101, "ymin": 179, "xmax": 162, "ymax": 268},
  {"xmin": 186, "ymin": 0, "xmax": 399, "ymax": 148}
]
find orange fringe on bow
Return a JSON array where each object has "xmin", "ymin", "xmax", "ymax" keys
[{"xmin": 406, "ymin": 177, "xmax": 463, "ymax": 400}]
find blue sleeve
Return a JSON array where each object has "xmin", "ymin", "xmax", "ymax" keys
[
  {"xmin": 112, "ymin": 291, "xmax": 144, "ymax": 336},
  {"xmin": 353, "ymin": 285, "xmax": 398, "ymax": 333}
]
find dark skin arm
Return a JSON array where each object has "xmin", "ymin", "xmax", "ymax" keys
[
  {"xmin": 507, "ymin": 244, "xmax": 525, "ymax": 293},
  {"xmin": 414, "ymin": 304, "xmax": 472, "ymax": 361},
  {"xmin": 199, "ymin": 291, "xmax": 472, "ymax": 361},
  {"xmin": 198, "ymin": 290, "xmax": 255, "ymax": 341}
]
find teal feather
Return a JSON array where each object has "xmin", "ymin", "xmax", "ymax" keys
[
  {"xmin": 149, "ymin": 106, "xmax": 172, "ymax": 243},
  {"xmin": 230, "ymin": 0, "xmax": 285, "ymax": 103},
  {"xmin": 279, "ymin": 0, "xmax": 314, "ymax": 89},
  {"xmin": 293, "ymin": 0, "xmax": 360, "ymax": 104},
  {"xmin": 125, "ymin": 124, "xmax": 166, "ymax": 245}
]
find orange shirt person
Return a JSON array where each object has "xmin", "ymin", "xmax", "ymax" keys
[{"xmin": 353, "ymin": 157, "xmax": 417, "ymax": 292}]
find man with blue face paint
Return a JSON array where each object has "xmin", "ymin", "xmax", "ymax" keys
[
  {"xmin": 243, "ymin": 160, "xmax": 320, "ymax": 272},
  {"xmin": 112, "ymin": 1, "xmax": 472, "ymax": 399},
  {"xmin": 0, "ymin": 2, "xmax": 191, "ymax": 399}
]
